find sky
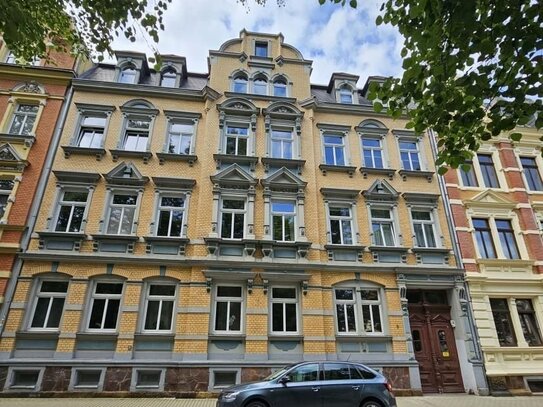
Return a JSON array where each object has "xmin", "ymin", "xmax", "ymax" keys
[{"xmin": 110, "ymin": 0, "xmax": 404, "ymax": 86}]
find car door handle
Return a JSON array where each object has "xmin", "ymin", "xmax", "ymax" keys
[
  {"xmin": 352, "ymin": 386, "xmax": 360, "ymax": 390},
  {"xmin": 312, "ymin": 386, "xmax": 320, "ymax": 392}
]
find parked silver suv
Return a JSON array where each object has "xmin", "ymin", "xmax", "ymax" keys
[{"xmin": 217, "ymin": 361, "xmax": 396, "ymax": 407}]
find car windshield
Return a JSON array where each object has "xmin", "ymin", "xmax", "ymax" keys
[{"xmin": 264, "ymin": 365, "xmax": 295, "ymax": 381}]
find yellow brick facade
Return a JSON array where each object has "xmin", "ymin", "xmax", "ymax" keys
[{"xmin": 0, "ymin": 30, "xmax": 483, "ymax": 395}]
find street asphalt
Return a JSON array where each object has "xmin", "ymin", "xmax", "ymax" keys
[{"xmin": 0, "ymin": 395, "xmax": 542, "ymax": 407}]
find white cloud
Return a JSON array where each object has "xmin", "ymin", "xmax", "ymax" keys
[{"xmin": 110, "ymin": 0, "xmax": 403, "ymax": 84}]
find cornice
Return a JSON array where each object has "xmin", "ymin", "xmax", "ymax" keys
[{"xmin": 0, "ymin": 63, "xmax": 75, "ymax": 82}]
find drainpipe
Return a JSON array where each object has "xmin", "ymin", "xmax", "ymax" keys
[
  {"xmin": 428, "ymin": 128, "xmax": 488, "ymax": 393},
  {"xmin": 0, "ymin": 83, "xmax": 74, "ymax": 336}
]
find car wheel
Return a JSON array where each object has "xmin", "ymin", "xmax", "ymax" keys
[
  {"xmin": 361, "ymin": 400, "xmax": 383, "ymax": 407},
  {"xmin": 245, "ymin": 401, "xmax": 268, "ymax": 407}
]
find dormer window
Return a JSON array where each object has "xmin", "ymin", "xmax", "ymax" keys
[
  {"xmin": 339, "ymin": 85, "xmax": 353, "ymax": 104},
  {"xmin": 119, "ymin": 66, "xmax": 137, "ymax": 84},
  {"xmin": 160, "ymin": 68, "xmax": 177, "ymax": 87},
  {"xmin": 253, "ymin": 76, "xmax": 268, "ymax": 95},
  {"xmin": 233, "ymin": 73, "xmax": 248, "ymax": 93},
  {"xmin": 255, "ymin": 41, "xmax": 268, "ymax": 57},
  {"xmin": 5, "ymin": 51, "xmax": 16, "ymax": 64},
  {"xmin": 273, "ymin": 77, "xmax": 287, "ymax": 97}
]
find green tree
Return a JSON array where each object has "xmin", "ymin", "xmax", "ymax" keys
[
  {"xmin": 0, "ymin": 0, "xmax": 171, "ymax": 64},
  {"xmin": 245, "ymin": 0, "xmax": 543, "ymax": 171}
]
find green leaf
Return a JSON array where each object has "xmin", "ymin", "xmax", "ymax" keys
[
  {"xmin": 373, "ymin": 101, "xmax": 383, "ymax": 112},
  {"xmin": 349, "ymin": 0, "xmax": 357, "ymax": 8},
  {"xmin": 510, "ymin": 132, "xmax": 523, "ymax": 142}
]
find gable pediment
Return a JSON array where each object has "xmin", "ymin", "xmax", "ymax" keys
[
  {"xmin": 362, "ymin": 179, "xmax": 399, "ymax": 201},
  {"xmin": 217, "ymin": 97, "xmax": 259, "ymax": 116},
  {"xmin": 261, "ymin": 167, "xmax": 306, "ymax": 192},
  {"xmin": 0, "ymin": 144, "xmax": 27, "ymax": 171},
  {"xmin": 104, "ymin": 161, "xmax": 149, "ymax": 186},
  {"xmin": 210, "ymin": 163, "xmax": 257, "ymax": 189},
  {"xmin": 466, "ymin": 190, "xmax": 515, "ymax": 208}
]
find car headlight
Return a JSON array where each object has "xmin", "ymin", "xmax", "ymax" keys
[{"xmin": 221, "ymin": 391, "xmax": 240, "ymax": 401}]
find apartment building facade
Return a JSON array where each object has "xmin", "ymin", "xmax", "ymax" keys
[
  {"xmin": 0, "ymin": 41, "xmax": 88, "ymax": 311},
  {"xmin": 443, "ymin": 123, "xmax": 543, "ymax": 395},
  {"xmin": 0, "ymin": 31, "xmax": 485, "ymax": 395}
]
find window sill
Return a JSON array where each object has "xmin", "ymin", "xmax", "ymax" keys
[
  {"xmin": 261, "ymin": 157, "xmax": 305, "ymax": 174},
  {"xmin": 62, "ymin": 145, "xmax": 106, "ymax": 160},
  {"xmin": 324, "ymin": 244, "xmax": 365, "ymax": 250},
  {"xmin": 16, "ymin": 331, "xmax": 60, "ymax": 340},
  {"xmin": 76, "ymin": 332, "xmax": 118, "ymax": 340},
  {"xmin": 359, "ymin": 167, "xmax": 396, "ymax": 180},
  {"xmin": 156, "ymin": 152, "xmax": 197, "ymax": 166},
  {"xmin": 411, "ymin": 247, "xmax": 451, "ymax": 254},
  {"xmin": 369, "ymin": 245, "xmax": 409, "ymax": 252},
  {"xmin": 208, "ymin": 334, "xmax": 246, "ymax": 341},
  {"xmin": 398, "ymin": 169, "xmax": 434, "ymax": 182},
  {"xmin": 476, "ymin": 258, "xmax": 534, "ymax": 267},
  {"xmin": 134, "ymin": 333, "xmax": 175, "ymax": 340},
  {"xmin": 0, "ymin": 132, "xmax": 36, "ymax": 148},
  {"xmin": 213, "ymin": 154, "xmax": 258, "ymax": 171},
  {"xmin": 336, "ymin": 334, "xmax": 392, "ymax": 342},
  {"xmin": 268, "ymin": 334, "xmax": 303, "ymax": 341},
  {"xmin": 110, "ymin": 149, "xmax": 152, "ymax": 164},
  {"xmin": 319, "ymin": 164, "xmax": 357, "ymax": 177},
  {"xmin": 260, "ymin": 240, "xmax": 311, "ymax": 259},
  {"xmin": 91, "ymin": 233, "xmax": 138, "ymax": 241},
  {"xmin": 144, "ymin": 236, "xmax": 189, "ymax": 243}
]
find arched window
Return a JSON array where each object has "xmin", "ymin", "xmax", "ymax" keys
[
  {"xmin": 339, "ymin": 85, "xmax": 353, "ymax": 104},
  {"xmin": 273, "ymin": 77, "xmax": 287, "ymax": 97},
  {"xmin": 119, "ymin": 66, "xmax": 137, "ymax": 84},
  {"xmin": 233, "ymin": 73, "xmax": 248, "ymax": 93},
  {"xmin": 160, "ymin": 68, "xmax": 177, "ymax": 87},
  {"xmin": 253, "ymin": 76, "xmax": 268, "ymax": 95}
]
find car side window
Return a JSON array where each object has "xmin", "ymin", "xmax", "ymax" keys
[
  {"xmin": 355, "ymin": 366, "xmax": 376, "ymax": 380},
  {"xmin": 323, "ymin": 363, "xmax": 351, "ymax": 380},
  {"xmin": 288, "ymin": 363, "xmax": 319, "ymax": 382}
]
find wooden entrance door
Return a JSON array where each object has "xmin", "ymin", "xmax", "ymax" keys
[{"xmin": 409, "ymin": 304, "xmax": 464, "ymax": 393}]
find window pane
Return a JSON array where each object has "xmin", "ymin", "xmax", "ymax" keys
[
  {"xmin": 157, "ymin": 211, "xmax": 171, "ymax": 236},
  {"xmin": 222, "ymin": 200, "xmax": 244, "ymax": 210},
  {"xmin": 229, "ymin": 301, "xmax": 241, "ymax": 331},
  {"xmin": 221, "ymin": 213, "xmax": 232, "ymax": 238},
  {"xmin": 41, "ymin": 281, "xmax": 68, "ymax": 293},
  {"xmin": 120, "ymin": 207, "xmax": 135, "ymax": 234},
  {"xmin": 490, "ymin": 298, "xmax": 517, "ymax": 346},
  {"xmin": 145, "ymin": 301, "xmax": 159, "ymax": 330},
  {"xmin": 272, "ymin": 215, "xmax": 282, "ymax": 240},
  {"xmin": 103, "ymin": 299, "xmax": 120, "ymax": 329},
  {"xmin": 335, "ymin": 289, "xmax": 354, "ymax": 300},
  {"xmin": 149, "ymin": 285, "xmax": 175, "ymax": 296},
  {"xmin": 341, "ymin": 220, "xmax": 353, "ymax": 244},
  {"xmin": 324, "ymin": 363, "xmax": 351, "ymax": 380},
  {"xmin": 233, "ymin": 213, "xmax": 244, "ymax": 238},
  {"xmin": 31, "ymin": 298, "xmax": 49, "ymax": 328},
  {"xmin": 330, "ymin": 219, "xmax": 341, "ymax": 244},
  {"xmin": 361, "ymin": 290, "xmax": 379, "ymax": 301},
  {"xmin": 217, "ymin": 286, "xmax": 242, "ymax": 297},
  {"xmin": 95, "ymin": 283, "xmax": 123, "ymax": 294},
  {"xmin": 46, "ymin": 298, "xmax": 65, "ymax": 328},
  {"xmin": 288, "ymin": 364, "xmax": 319, "ymax": 382},
  {"xmin": 89, "ymin": 299, "xmax": 105, "ymax": 329},
  {"xmin": 159, "ymin": 301, "xmax": 174, "ymax": 330},
  {"xmin": 285, "ymin": 303, "xmax": 297, "ymax": 331},
  {"xmin": 272, "ymin": 303, "xmax": 283, "ymax": 331},
  {"xmin": 272, "ymin": 287, "xmax": 296, "ymax": 299},
  {"xmin": 215, "ymin": 302, "xmax": 227, "ymax": 331}
]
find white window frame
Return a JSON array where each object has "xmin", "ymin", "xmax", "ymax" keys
[
  {"xmin": 121, "ymin": 116, "xmax": 151, "ymax": 152},
  {"xmin": 76, "ymin": 114, "xmax": 107, "ymax": 148},
  {"xmin": 338, "ymin": 85, "xmax": 354, "ymax": 104},
  {"xmin": 322, "ymin": 132, "xmax": 347, "ymax": 166},
  {"xmin": 252, "ymin": 75, "xmax": 269, "ymax": 95},
  {"xmin": 370, "ymin": 207, "xmax": 397, "ymax": 247},
  {"xmin": 219, "ymin": 197, "xmax": 246, "ymax": 240},
  {"xmin": 212, "ymin": 284, "xmax": 244, "ymax": 335},
  {"xmin": 272, "ymin": 78, "xmax": 288, "ymax": 97},
  {"xmin": 85, "ymin": 280, "xmax": 124, "ymax": 332},
  {"xmin": 105, "ymin": 192, "xmax": 139, "ymax": 235},
  {"xmin": 52, "ymin": 189, "xmax": 91, "ymax": 233},
  {"xmin": 270, "ymin": 286, "xmax": 300, "ymax": 335},
  {"xmin": 27, "ymin": 278, "xmax": 69, "ymax": 331},
  {"xmin": 8, "ymin": 103, "xmax": 39, "ymax": 135},
  {"xmin": 410, "ymin": 208, "xmax": 439, "ymax": 248},
  {"xmin": 398, "ymin": 138, "xmax": 422, "ymax": 171},
  {"xmin": 328, "ymin": 204, "xmax": 354, "ymax": 245},
  {"xmin": 232, "ymin": 73, "xmax": 248, "ymax": 93},
  {"xmin": 165, "ymin": 120, "xmax": 195, "ymax": 155},
  {"xmin": 271, "ymin": 199, "xmax": 296, "ymax": 242},
  {"xmin": 270, "ymin": 127, "xmax": 294, "ymax": 159},
  {"xmin": 224, "ymin": 123, "xmax": 250, "ymax": 156},
  {"xmin": 155, "ymin": 194, "xmax": 186, "ymax": 237},
  {"xmin": 458, "ymin": 148, "xmax": 506, "ymax": 190},
  {"xmin": 160, "ymin": 68, "xmax": 177, "ymax": 88},
  {"xmin": 333, "ymin": 284, "xmax": 387, "ymax": 337},
  {"xmin": 141, "ymin": 282, "xmax": 177, "ymax": 333},
  {"xmin": 360, "ymin": 136, "xmax": 385, "ymax": 169},
  {"xmin": 519, "ymin": 155, "xmax": 543, "ymax": 192},
  {"xmin": 334, "ymin": 287, "xmax": 358, "ymax": 334},
  {"xmin": 118, "ymin": 66, "xmax": 137, "ymax": 84},
  {"xmin": 0, "ymin": 179, "xmax": 15, "ymax": 221}
]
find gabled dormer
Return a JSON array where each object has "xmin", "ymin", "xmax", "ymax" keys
[
  {"xmin": 114, "ymin": 51, "xmax": 149, "ymax": 85},
  {"xmin": 328, "ymin": 72, "xmax": 360, "ymax": 104},
  {"xmin": 157, "ymin": 55, "xmax": 187, "ymax": 88}
]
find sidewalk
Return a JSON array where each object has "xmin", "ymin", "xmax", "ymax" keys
[{"xmin": 0, "ymin": 396, "xmax": 542, "ymax": 407}]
